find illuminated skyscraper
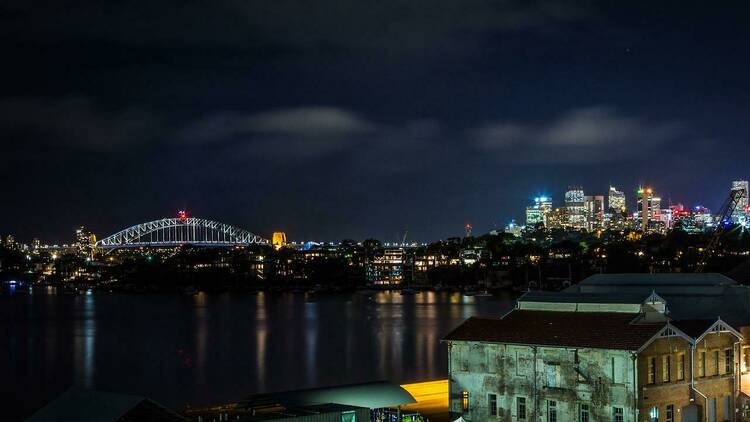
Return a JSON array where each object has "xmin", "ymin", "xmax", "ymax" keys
[
  {"xmin": 731, "ymin": 180, "xmax": 749, "ymax": 223},
  {"xmin": 75, "ymin": 226, "xmax": 96, "ymax": 258},
  {"xmin": 525, "ymin": 196, "xmax": 552, "ymax": 227},
  {"xmin": 565, "ymin": 186, "xmax": 586, "ymax": 229},
  {"xmin": 637, "ymin": 187, "xmax": 661, "ymax": 231},
  {"xmin": 608, "ymin": 186, "xmax": 626, "ymax": 213},
  {"xmin": 584, "ymin": 195, "xmax": 605, "ymax": 230}
]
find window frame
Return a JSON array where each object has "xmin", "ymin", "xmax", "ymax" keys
[
  {"xmin": 662, "ymin": 354, "xmax": 671, "ymax": 382},
  {"xmin": 488, "ymin": 393, "xmax": 497, "ymax": 416},
  {"xmin": 725, "ymin": 348, "xmax": 734, "ymax": 374},
  {"xmin": 713, "ymin": 350, "xmax": 720, "ymax": 376},
  {"xmin": 613, "ymin": 406, "xmax": 624, "ymax": 422},
  {"xmin": 547, "ymin": 400, "xmax": 557, "ymax": 422},
  {"xmin": 517, "ymin": 397, "xmax": 527, "ymax": 421},
  {"xmin": 579, "ymin": 403, "xmax": 590, "ymax": 422},
  {"xmin": 666, "ymin": 404, "xmax": 674, "ymax": 422},
  {"xmin": 676, "ymin": 353, "xmax": 685, "ymax": 381},
  {"xmin": 647, "ymin": 356, "xmax": 656, "ymax": 384}
]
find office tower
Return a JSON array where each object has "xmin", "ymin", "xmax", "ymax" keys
[
  {"xmin": 732, "ymin": 180, "xmax": 749, "ymax": 224},
  {"xmin": 526, "ymin": 196, "xmax": 552, "ymax": 227},
  {"xmin": 565, "ymin": 186, "xmax": 586, "ymax": 230},
  {"xmin": 637, "ymin": 187, "xmax": 661, "ymax": 231},
  {"xmin": 584, "ymin": 195, "xmax": 605, "ymax": 230},
  {"xmin": 608, "ymin": 186, "xmax": 626, "ymax": 213}
]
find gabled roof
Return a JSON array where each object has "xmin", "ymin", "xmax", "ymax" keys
[
  {"xmin": 26, "ymin": 389, "xmax": 185, "ymax": 422},
  {"xmin": 443, "ymin": 310, "xmax": 664, "ymax": 351},
  {"xmin": 671, "ymin": 319, "xmax": 717, "ymax": 338}
]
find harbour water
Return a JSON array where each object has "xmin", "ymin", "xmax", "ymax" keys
[{"xmin": 1, "ymin": 289, "xmax": 516, "ymax": 420}]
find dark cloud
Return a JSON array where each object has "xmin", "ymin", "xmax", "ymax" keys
[
  {"xmin": 0, "ymin": 96, "xmax": 163, "ymax": 150},
  {"xmin": 0, "ymin": 0, "xmax": 597, "ymax": 53}
]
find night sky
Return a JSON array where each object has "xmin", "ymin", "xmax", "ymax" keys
[{"xmin": 2, "ymin": 1, "xmax": 750, "ymax": 243}]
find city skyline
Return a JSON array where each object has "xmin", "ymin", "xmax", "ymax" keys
[{"xmin": 3, "ymin": 178, "xmax": 749, "ymax": 245}]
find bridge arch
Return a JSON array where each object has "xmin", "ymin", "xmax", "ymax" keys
[{"xmin": 95, "ymin": 217, "xmax": 268, "ymax": 249}]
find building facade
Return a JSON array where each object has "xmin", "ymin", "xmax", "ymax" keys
[
  {"xmin": 609, "ymin": 186, "xmax": 627, "ymax": 213},
  {"xmin": 732, "ymin": 181, "xmax": 749, "ymax": 224},
  {"xmin": 585, "ymin": 195, "xmax": 605, "ymax": 231},
  {"xmin": 637, "ymin": 188, "xmax": 662, "ymax": 232},
  {"xmin": 445, "ymin": 273, "xmax": 750, "ymax": 422},
  {"xmin": 566, "ymin": 187, "xmax": 587, "ymax": 230}
]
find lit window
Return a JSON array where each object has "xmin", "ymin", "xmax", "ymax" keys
[
  {"xmin": 725, "ymin": 349, "xmax": 734, "ymax": 374},
  {"xmin": 462, "ymin": 391, "xmax": 469, "ymax": 412},
  {"xmin": 677, "ymin": 354, "xmax": 685, "ymax": 381},
  {"xmin": 699, "ymin": 351, "xmax": 706, "ymax": 377},
  {"xmin": 649, "ymin": 406, "xmax": 659, "ymax": 422},
  {"xmin": 489, "ymin": 394, "xmax": 497, "ymax": 416},
  {"xmin": 517, "ymin": 397, "xmax": 526, "ymax": 420},
  {"xmin": 647, "ymin": 356, "xmax": 656, "ymax": 384},
  {"xmin": 714, "ymin": 350, "xmax": 720, "ymax": 375},
  {"xmin": 662, "ymin": 355, "xmax": 671, "ymax": 382}
]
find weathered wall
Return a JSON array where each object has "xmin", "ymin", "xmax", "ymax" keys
[{"xmin": 448, "ymin": 341, "xmax": 637, "ymax": 421}]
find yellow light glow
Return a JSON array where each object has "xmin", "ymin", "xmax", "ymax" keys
[{"xmin": 400, "ymin": 380, "xmax": 449, "ymax": 417}]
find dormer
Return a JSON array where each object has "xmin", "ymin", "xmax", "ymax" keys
[{"xmin": 640, "ymin": 291, "xmax": 669, "ymax": 322}]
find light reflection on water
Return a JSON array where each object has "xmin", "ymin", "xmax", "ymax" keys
[{"xmin": 2, "ymin": 290, "xmax": 515, "ymax": 420}]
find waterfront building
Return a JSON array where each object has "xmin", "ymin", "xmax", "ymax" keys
[
  {"xmin": 445, "ymin": 273, "xmax": 750, "ymax": 422},
  {"xmin": 609, "ymin": 186, "xmax": 626, "ymax": 213},
  {"xmin": 733, "ymin": 180, "xmax": 749, "ymax": 224},
  {"xmin": 186, "ymin": 382, "xmax": 415, "ymax": 422},
  {"xmin": 565, "ymin": 187, "xmax": 586, "ymax": 230},
  {"xmin": 75, "ymin": 226, "xmax": 96, "ymax": 259},
  {"xmin": 366, "ymin": 248, "xmax": 407, "ymax": 286}
]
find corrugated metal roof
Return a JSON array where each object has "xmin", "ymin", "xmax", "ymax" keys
[
  {"xmin": 579, "ymin": 273, "xmax": 736, "ymax": 286},
  {"xmin": 519, "ymin": 291, "xmax": 648, "ymax": 304},
  {"xmin": 240, "ymin": 381, "xmax": 416, "ymax": 410}
]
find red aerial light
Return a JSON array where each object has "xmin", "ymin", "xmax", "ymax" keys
[{"xmin": 177, "ymin": 210, "xmax": 188, "ymax": 221}]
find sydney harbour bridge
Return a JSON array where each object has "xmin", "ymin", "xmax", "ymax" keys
[{"xmin": 95, "ymin": 211, "xmax": 269, "ymax": 250}]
